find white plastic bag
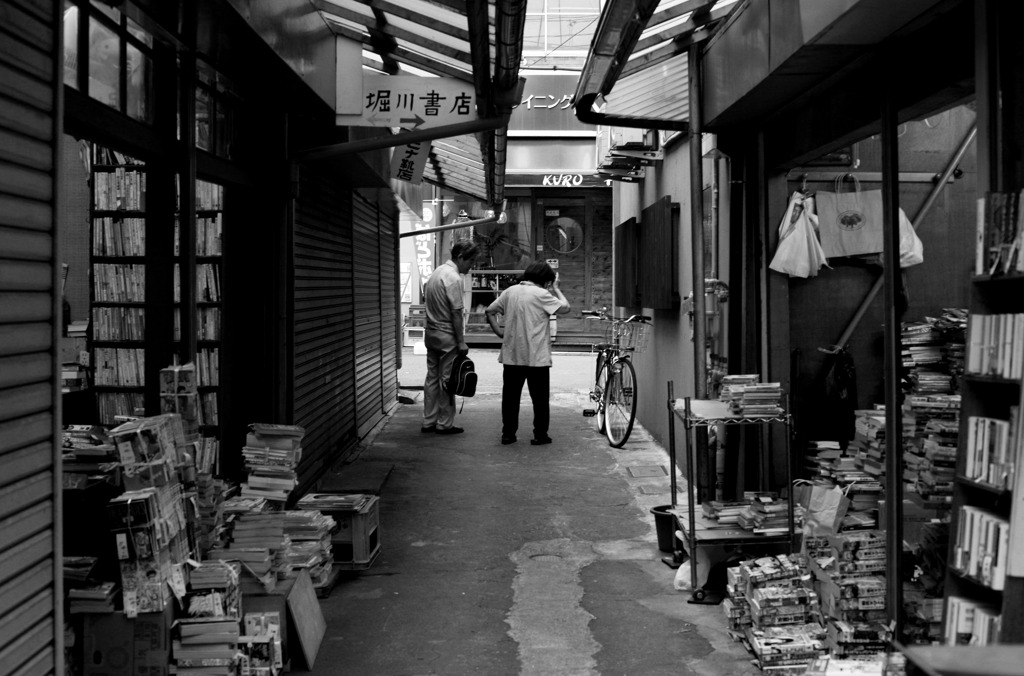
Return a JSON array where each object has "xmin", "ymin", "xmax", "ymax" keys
[
  {"xmin": 898, "ymin": 207, "xmax": 924, "ymax": 267},
  {"xmin": 769, "ymin": 191, "xmax": 829, "ymax": 278}
]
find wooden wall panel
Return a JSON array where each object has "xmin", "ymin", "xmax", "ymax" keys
[{"xmin": 0, "ymin": 1, "xmax": 60, "ymax": 672}]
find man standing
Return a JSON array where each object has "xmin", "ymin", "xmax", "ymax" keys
[
  {"xmin": 485, "ymin": 262, "xmax": 570, "ymax": 445},
  {"xmin": 422, "ymin": 240, "xmax": 479, "ymax": 435}
]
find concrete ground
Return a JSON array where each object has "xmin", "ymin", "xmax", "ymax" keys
[{"xmin": 305, "ymin": 348, "xmax": 758, "ymax": 676}]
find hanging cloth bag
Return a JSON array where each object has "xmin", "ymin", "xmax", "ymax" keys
[
  {"xmin": 769, "ymin": 191, "xmax": 829, "ymax": 278},
  {"xmin": 816, "ymin": 175, "xmax": 885, "ymax": 259}
]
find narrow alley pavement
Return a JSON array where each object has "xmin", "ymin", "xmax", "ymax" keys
[{"xmin": 305, "ymin": 349, "xmax": 758, "ymax": 676}]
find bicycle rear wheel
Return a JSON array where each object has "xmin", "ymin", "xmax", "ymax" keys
[
  {"xmin": 594, "ymin": 353, "xmax": 608, "ymax": 433},
  {"xmin": 603, "ymin": 359, "xmax": 637, "ymax": 447}
]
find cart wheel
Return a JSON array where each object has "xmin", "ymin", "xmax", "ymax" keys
[{"xmin": 692, "ymin": 588, "xmax": 706, "ymax": 602}]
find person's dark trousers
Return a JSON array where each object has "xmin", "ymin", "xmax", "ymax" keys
[{"xmin": 502, "ymin": 365, "xmax": 551, "ymax": 439}]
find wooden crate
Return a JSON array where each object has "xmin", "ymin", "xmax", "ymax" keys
[{"xmin": 329, "ymin": 495, "xmax": 380, "ymax": 569}]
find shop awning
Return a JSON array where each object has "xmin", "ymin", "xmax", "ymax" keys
[
  {"xmin": 573, "ymin": 0, "xmax": 739, "ymax": 132},
  {"xmin": 309, "ymin": 0, "xmax": 525, "ymax": 206}
]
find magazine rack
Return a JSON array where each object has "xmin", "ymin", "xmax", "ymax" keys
[{"xmin": 666, "ymin": 384, "xmax": 796, "ymax": 604}]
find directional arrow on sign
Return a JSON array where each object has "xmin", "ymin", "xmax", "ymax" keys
[{"xmin": 335, "ymin": 75, "xmax": 478, "ymax": 129}]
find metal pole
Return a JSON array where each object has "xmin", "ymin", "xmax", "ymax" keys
[
  {"xmin": 668, "ymin": 381, "xmax": 678, "ymax": 506},
  {"xmin": 880, "ymin": 62, "xmax": 905, "ymax": 640},
  {"xmin": 399, "ymin": 213, "xmax": 498, "ymax": 239},
  {"xmin": 293, "ymin": 115, "xmax": 511, "ymax": 162}
]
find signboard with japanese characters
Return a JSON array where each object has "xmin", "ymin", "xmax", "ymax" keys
[
  {"xmin": 391, "ymin": 141, "xmax": 430, "ymax": 184},
  {"xmin": 337, "ymin": 75, "xmax": 478, "ymax": 129},
  {"xmin": 509, "ymin": 73, "xmax": 591, "ymax": 133}
]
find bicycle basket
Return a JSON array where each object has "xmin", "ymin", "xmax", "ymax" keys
[{"xmin": 613, "ymin": 321, "xmax": 650, "ymax": 353}]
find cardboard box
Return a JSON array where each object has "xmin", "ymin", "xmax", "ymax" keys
[{"xmin": 83, "ymin": 604, "xmax": 174, "ymax": 676}]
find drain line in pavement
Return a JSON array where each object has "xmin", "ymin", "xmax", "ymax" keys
[{"xmin": 507, "ymin": 539, "xmax": 600, "ymax": 676}]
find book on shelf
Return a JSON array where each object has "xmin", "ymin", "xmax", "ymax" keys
[
  {"xmin": 976, "ymin": 190, "xmax": 1024, "ymax": 276},
  {"xmin": 966, "ymin": 313, "xmax": 1024, "ymax": 379},
  {"xmin": 952, "ymin": 504, "xmax": 1010, "ymax": 590}
]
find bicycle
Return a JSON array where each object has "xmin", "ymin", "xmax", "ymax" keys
[{"xmin": 581, "ymin": 308, "xmax": 651, "ymax": 447}]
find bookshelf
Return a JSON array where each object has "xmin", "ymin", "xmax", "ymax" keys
[
  {"xmin": 465, "ymin": 269, "xmax": 522, "ymax": 342},
  {"xmin": 942, "ymin": 197, "xmax": 1024, "ymax": 645},
  {"xmin": 175, "ymin": 179, "xmax": 223, "ymax": 449},
  {"xmin": 88, "ymin": 144, "xmax": 147, "ymax": 424}
]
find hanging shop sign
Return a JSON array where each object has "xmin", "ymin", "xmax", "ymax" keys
[
  {"xmin": 505, "ymin": 173, "xmax": 608, "ymax": 188},
  {"xmin": 414, "ymin": 205, "xmax": 438, "ymax": 280},
  {"xmin": 338, "ymin": 75, "xmax": 478, "ymax": 129},
  {"xmin": 510, "ymin": 73, "xmax": 591, "ymax": 133},
  {"xmin": 391, "ymin": 141, "xmax": 430, "ymax": 184}
]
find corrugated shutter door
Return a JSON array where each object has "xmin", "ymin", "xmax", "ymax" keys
[
  {"xmin": 353, "ymin": 192, "xmax": 385, "ymax": 435},
  {"xmin": 293, "ymin": 168, "xmax": 356, "ymax": 486},
  {"xmin": 0, "ymin": 0, "xmax": 60, "ymax": 672},
  {"xmin": 379, "ymin": 203, "xmax": 398, "ymax": 407}
]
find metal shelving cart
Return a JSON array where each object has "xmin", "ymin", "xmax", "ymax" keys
[{"xmin": 666, "ymin": 384, "xmax": 796, "ymax": 603}]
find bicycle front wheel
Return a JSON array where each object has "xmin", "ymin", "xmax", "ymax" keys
[
  {"xmin": 594, "ymin": 353, "xmax": 608, "ymax": 433},
  {"xmin": 603, "ymin": 359, "xmax": 637, "ymax": 447}
]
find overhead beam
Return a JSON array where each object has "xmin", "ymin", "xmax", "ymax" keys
[{"xmin": 294, "ymin": 115, "xmax": 510, "ymax": 161}]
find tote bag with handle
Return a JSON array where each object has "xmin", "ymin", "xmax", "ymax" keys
[{"xmin": 816, "ymin": 175, "xmax": 884, "ymax": 259}]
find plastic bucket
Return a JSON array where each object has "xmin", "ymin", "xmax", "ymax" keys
[{"xmin": 650, "ymin": 505, "xmax": 677, "ymax": 553}]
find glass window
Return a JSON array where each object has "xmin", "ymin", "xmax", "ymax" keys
[
  {"xmin": 507, "ymin": 138, "xmax": 596, "ymax": 173},
  {"xmin": 524, "ymin": 0, "xmax": 601, "ymax": 54},
  {"xmin": 195, "ymin": 86, "xmax": 210, "ymax": 151},
  {"xmin": 88, "ymin": 15, "xmax": 120, "ymax": 108},
  {"xmin": 63, "ymin": 3, "xmax": 79, "ymax": 89},
  {"xmin": 64, "ymin": 1, "xmax": 156, "ymax": 122}
]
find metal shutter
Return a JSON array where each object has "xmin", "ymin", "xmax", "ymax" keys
[
  {"xmin": 352, "ymin": 191, "xmax": 386, "ymax": 436},
  {"xmin": 292, "ymin": 167, "xmax": 356, "ymax": 487},
  {"xmin": 378, "ymin": 198, "xmax": 398, "ymax": 408},
  {"xmin": 0, "ymin": 0, "xmax": 62, "ymax": 672}
]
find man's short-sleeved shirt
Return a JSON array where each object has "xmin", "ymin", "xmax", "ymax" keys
[
  {"xmin": 423, "ymin": 259, "xmax": 464, "ymax": 335},
  {"xmin": 487, "ymin": 281, "xmax": 563, "ymax": 366}
]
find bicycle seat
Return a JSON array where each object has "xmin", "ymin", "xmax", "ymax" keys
[{"xmin": 593, "ymin": 343, "xmax": 612, "ymax": 350}]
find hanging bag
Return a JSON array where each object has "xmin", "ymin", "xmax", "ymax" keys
[
  {"xmin": 816, "ymin": 175, "xmax": 885, "ymax": 259},
  {"xmin": 769, "ymin": 191, "xmax": 829, "ymax": 278},
  {"xmin": 444, "ymin": 353, "xmax": 477, "ymax": 397}
]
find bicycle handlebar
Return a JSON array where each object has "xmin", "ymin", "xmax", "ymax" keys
[{"xmin": 582, "ymin": 309, "xmax": 651, "ymax": 323}]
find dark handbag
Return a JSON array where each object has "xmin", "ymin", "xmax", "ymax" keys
[{"xmin": 444, "ymin": 353, "xmax": 477, "ymax": 397}]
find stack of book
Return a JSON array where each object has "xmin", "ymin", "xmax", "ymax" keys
[
  {"xmin": 736, "ymin": 495, "xmax": 791, "ymax": 535},
  {"xmin": 701, "ymin": 499, "xmax": 754, "ymax": 526},
  {"xmin": 109, "ymin": 412, "xmax": 189, "ymax": 490},
  {"xmin": 195, "ymin": 473, "xmax": 227, "ymax": 557},
  {"xmin": 240, "ymin": 424, "xmax": 305, "ymax": 503},
  {"xmin": 61, "ymin": 362, "xmax": 88, "ymax": 392},
  {"xmin": 850, "ymin": 408, "xmax": 886, "ymax": 480},
  {"xmin": 63, "ymin": 555, "xmax": 98, "ymax": 584},
  {"xmin": 209, "ymin": 510, "xmax": 287, "ymax": 592},
  {"xmin": 278, "ymin": 510, "xmax": 335, "ymax": 587},
  {"xmin": 808, "ymin": 531, "xmax": 888, "ymax": 631},
  {"xmin": 63, "ymin": 423, "xmax": 116, "ymax": 461},
  {"xmin": 172, "ymin": 617, "xmax": 240, "ymax": 676},
  {"xmin": 728, "ymin": 555, "xmax": 825, "ymax": 671},
  {"xmin": 158, "ymin": 363, "xmax": 203, "ymax": 435},
  {"xmin": 823, "ymin": 618, "xmax": 891, "ymax": 660},
  {"xmin": 68, "ymin": 581, "xmax": 119, "ymax": 614},
  {"xmin": 721, "ymin": 379, "xmax": 785, "ymax": 416},
  {"xmin": 107, "ymin": 483, "xmax": 190, "ymax": 616},
  {"xmin": 718, "ymin": 374, "xmax": 760, "ymax": 402}
]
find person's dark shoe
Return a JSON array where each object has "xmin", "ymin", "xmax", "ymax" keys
[
  {"xmin": 530, "ymin": 435, "xmax": 553, "ymax": 445},
  {"xmin": 501, "ymin": 435, "xmax": 517, "ymax": 445},
  {"xmin": 420, "ymin": 425, "xmax": 436, "ymax": 433},
  {"xmin": 435, "ymin": 426, "xmax": 465, "ymax": 435}
]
